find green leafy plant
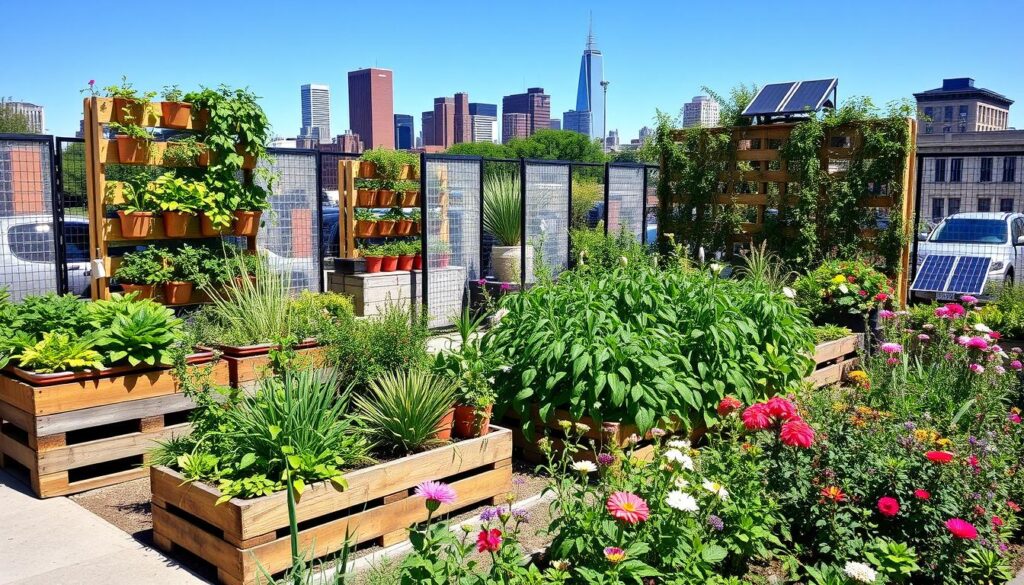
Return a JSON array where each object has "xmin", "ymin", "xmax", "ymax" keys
[
  {"xmin": 794, "ymin": 258, "xmax": 893, "ymax": 324},
  {"xmin": 115, "ymin": 248, "xmax": 169, "ymax": 285},
  {"xmin": 236, "ymin": 182, "xmax": 270, "ymax": 212},
  {"xmin": 433, "ymin": 306, "xmax": 497, "ymax": 411},
  {"xmin": 149, "ymin": 172, "xmax": 206, "ymax": 214},
  {"xmin": 106, "ymin": 179, "xmax": 157, "ymax": 214},
  {"xmin": 108, "ymin": 121, "xmax": 154, "ymax": 142},
  {"xmin": 13, "ymin": 332, "xmax": 104, "ymax": 373},
  {"xmin": 359, "ymin": 149, "xmax": 418, "ymax": 190},
  {"xmin": 162, "ymin": 85, "xmax": 184, "ymax": 102},
  {"xmin": 193, "ymin": 250, "xmax": 291, "ymax": 346},
  {"xmin": 863, "ymin": 539, "xmax": 919, "ymax": 584},
  {"xmin": 354, "ymin": 208, "xmax": 377, "ymax": 222},
  {"xmin": 382, "ymin": 207, "xmax": 405, "ymax": 221},
  {"xmin": 162, "ymin": 137, "xmax": 208, "ymax": 168},
  {"xmin": 354, "ymin": 369, "xmax": 457, "ymax": 454},
  {"xmin": 14, "ymin": 292, "xmax": 90, "ymax": 337},
  {"xmin": 483, "ymin": 173, "xmax": 521, "ymax": 246},
  {"xmin": 89, "ymin": 298, "xmax": 182, "ymax": 367}
]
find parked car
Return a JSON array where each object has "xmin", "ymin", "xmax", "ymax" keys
[
  {"xmin": 914, "ymin": 212, "xmax": 1024, "ymax": 299},
  {"xmin": 0, "ymin": 214, "xmax": 91, "ymax": 300}
]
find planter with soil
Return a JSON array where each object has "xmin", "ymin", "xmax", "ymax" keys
[
  {"xmin": 150, "ymin": 426, "xmax": 512, "ymax": 585},
  {"xmin": 215, "ymin": 339, "xmax": 323, "ymax": 387},
  {"xmin": 160, "ymin": 101, "xmax": 192, "ymax": 129},
  {"xmin": 232, "ymin": 210, "xmax": 262, "ymax": 237},
  {"xmin": 376, "ymin": 190, "xmax": 398, "ymax": 207},
  {"xmin": 364, "ymin": 255, "xmax": 383, "ymax": 274},
  {"xmin": 454, "ymin": 404, "xmax": 493, "ymax": 438},
  {"xmin": 120, "ymin": 283, "xmax": 155, "ymax": 299},
  {"xmin": 381, "ymin": 255, "xmax": 399, "ymax": 272},
  {"xmin": 356, "ymin": 189, "xmax": 377, "ymax": 207},
  {"xmin": 200, "ymin": 213, "xmax": 233, "ymax": 237}
]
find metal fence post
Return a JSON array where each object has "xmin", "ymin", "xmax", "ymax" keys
[
  {"xmin": 419, "ymin": 153, "xmax": 428, "ymax": 323},
  {"xmin": 315, "ymin": 151, "xmax": 325, "ymax": 292},
  {"xmin": 50, "ymin": 136, "xmax": 68, "ymax": 294},
  {"xmin": 519, "ymin": 158, "xmax": 527, "ymax": 289},
  {"xmin": 603, "ymin": 163, "xmax": 610, "ymax": 236},
  {"xmin": 567, "ymin": 164, "xmax": 574, "ymax": 268},
  {"xmin": 479, "ymin": 158, "xmax": 486, "ymax": 280},
  {"xmin": 640, "ymin": 166, "xmax": 649, "ymax": 245}
]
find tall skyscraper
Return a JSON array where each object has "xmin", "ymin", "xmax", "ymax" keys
[
  {"xmin": 550, "ymin": 119, "xmax": 562, "ymax": 131},
  {"xmin": 299, "ymin": 84, "xmax": 331, "ymax": 144},
  {"xmin": 347, "ymin": 68, "xmax": 394, "ymax": 150},
  {"xmin": 469, "ymin": 103, "xmax": 498, "ymax": 143},
  {"xmin": 431, "ymin": 97, "xmax": 455, "ymax": 147},
  {"xmin": 501, "ymin": 88, "xmax": 551, "ymax": 143},
  {"xmin": 422, "ymin": 93, "xmax": 473, "ymax": 148},
  {"xmin": 421, "ymin": 111, "xmax": 435, "ymax": 147},
  {"xmin": 682, "ymin": 95, "xmax": 720, "ymax": 128},
  {"xmin": 394, "ymin": 114, "xmax": 414, "ymax": 150},
  {"xmin": 562, "ymin": 17, "xmax": 605, "ymax": 142},
  {"xmin": 638, "ymin": 126, "xmax": 654, "ymax": 144},
  {"xmin": 454, "ymin": 93, "xmax": 471, "ymax": 144}
]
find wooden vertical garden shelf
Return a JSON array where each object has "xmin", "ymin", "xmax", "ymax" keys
[
  {"xmin": 337, "ymin": 160, "xmax": 421, "ymax": 260},
  {"xmin": 805, "ymin": 334, "xmax": 862, "ymax": 388}
]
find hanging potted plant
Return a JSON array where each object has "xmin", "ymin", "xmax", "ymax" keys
[
  {"xmin": 408, "ymin": 208, "xmax": 422, "ymax": 235},
  {"xmin": 234, "ymin": 182, "xmax": 268, "ymax": 237},
  {"xmin": 377, "ymin": 207, "xmax": 402, "ymax": 236},
  {"xmin": 400, "ymin": 183, "xmax": 420, "ymax": 207},
  {"xmin": 110, "ymin": 121, "xmax": 154, "ymax": 165},
  {"xmin": 362, "ymin": 243, "xmax": 385, "ymax": 274},
  {"xmin": 150, "ymin": 173, "xmax": 204, "ymax": 238},
  {"xmin": 430, "ymin": 240, "xmax": 452, "ymax": 269},
  {"xmin": 159, "ymin": 85, "xmax": 191, "ymax": 129},
  {"xmin": 356, "ymin": 180, "xmax": 378, "ymax": 207},
  {"xmin": 395, "ymin": 209, "xmax": 414, "ymax": 236},
  {"xmin": 103, "ymin": 77, "xmax": 155, "ymax": 125},
  {"xmin": 483, "ymin": 175, "xmax": 530, "ymax": 283},
  {"xmin": 434, "ymin": 307, "xmax": 496, "ymax": 439},
  {"xmin": 354, "ymin": 208, "xmax": 378, "ymax": 238},
  {"xmin": 380, "ymin": 242, "xmax": 399, "ymax": 272},
  {"xmin": 114, "ymin": 248, "xmax": 167, "ymax": 299},
  {"xmin": 109, "ymin": 180, "xmax": 157, "ymax": 239},
  {"xmin": 395, "ymin": 241, "xmax": 417, "ymax": 271}
]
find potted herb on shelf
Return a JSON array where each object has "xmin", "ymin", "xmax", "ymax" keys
[
  {"xmin": 359, "ymin": 159, "xmax": 377, "ymax": 177},
  {"xmin": 362, "ymin": 243, "xmax": 385, "ymax": 274},
  {"xmin": 377, "ymin": 208, "xmax": 403, "ymax": 236},
  {"xmin": 399, "ymin": 164, "xmax": 418, "ymax": 181},
  {"xmin": 380, "ymin": 242, "xmax": 399, "ymax": 272},
  {"xmin": 408, "ymin": 208, "xmax": 422, "ymax": 235},
  {"xmin": 109, "ymin": 180, "xmax": 157, "ymax": 239},
  {"xmin": 395, "ymin": 209, "xmax": 414, "ymax": 236},
  {"xmin": 109, "ymin": 121, "xmax": 154, "ymax": 165},
  {"xmin": 395, "ymin": 241, "xmax": 418, "ymax": 271},
  {"xmin": 163, "ymin": 136, "xmax": 208, "ymax": 167},
  {"xmin": 158, "ymin": 245, "xmax": 210, "ymax": 305},
  {"xmin": 356, "ymin": 182, "xmax": 378, "ymax": 207},
  {"xmin": 376, "ymin": 186, "xmax": 398, "ymax": 207},
  {"xmin": 150, "ymin": 173, "xmax": 205, "ymax": 238},
  {"xmin": 354, "ymin": 208, "xmax": 378, "ymax": 237},
  {"xmin": 103, "ymin": 77, "xmax": 155, "ymax": 125},
  {"xmin": 435, "ymin": 307, "xmax": 496, "ymax": 438},
  {"xmin": 413, "ymin": 246, "xmax": 423, "ymax": 270},
  {"xmin": 198, "ymin": 176, "xmax": 237, "ymax": 236},
  {"xmin": 114, "ymin": 248, "xmax": 168, "ymax": 299},
  {"xmin": 400, "ymin": 181, "xmax": 420, "ymax": 207},
  {"xmin": 159, "ymin": 85, "xmax": 191, "ymax": 129},
  {"xmin": 234, "ymin": 183, "xmax": 268, "ymax": 237}
]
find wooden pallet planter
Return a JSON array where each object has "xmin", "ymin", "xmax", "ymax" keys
[
  {"xmin": 221, "ymin": 344, "xmax": 327, "ymax": 387},
  {"xmin": 805, "ymin": 334, "xmax": 861, "ymax": 388},
  {"xmin": 150, "ymin": 426, "xmax": 513, "ymax": 585},
  {"xmin": 0, "ymin": 358, "xmax": 229, "ymax": 497}
]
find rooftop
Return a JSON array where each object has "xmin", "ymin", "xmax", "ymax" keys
[{"xmin": 913, "ymin": 78, "xmax": 1013, "ymax": 107}]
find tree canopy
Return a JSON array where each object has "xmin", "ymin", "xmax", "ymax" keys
[
  {"xmin": 0, "ymin": 100, "xmax": 32, "ymax": 134},
  {"xmin": 446, "ymin": 129, "xmax": 606, "ymax": 163}
]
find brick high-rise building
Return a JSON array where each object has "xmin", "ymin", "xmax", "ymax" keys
[
  {"xmin": 454, "ymin": 92, "xmax": 471, "ymax": 144},
  {"xmin": 431, "ymin": 97, "xmax": 455, "ymax": 147},
  {"xmin": 347, "ymin": 68, "xmax": 394, "ymax": 150},
  {"xmin": 501, "ymin": 87, "xmax": 550, "ymax": 143},
  {"xmin": 914, "ymin": 78, "xmax": 1012, "ymax": 134},
  {"xmin": 421, "ymin": 111, "xmax": 435, "ymax": 147},
  {"xmin": 422, "ymin": 93, "xmax": 472, "ymax": 148}
]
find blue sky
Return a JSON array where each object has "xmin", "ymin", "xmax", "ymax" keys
[{"xmin": 4, "ymin": 0, "xmax": 1023, "ymax": 141}]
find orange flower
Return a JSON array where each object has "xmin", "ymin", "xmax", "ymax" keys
[{"xmin": 820, "ymin": 486, "xmax": 847, "ymax": 503}]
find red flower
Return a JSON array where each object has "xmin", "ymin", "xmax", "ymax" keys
[
  {"xmin": 1009, "ymin": 501, "xmax": 1021, "ymax": 513},
  {"xmin": 944, "ymin": 303, "xmax": 966, "ymax": 318},
  {"xmin": 820, "ymin": 486, "xmax": 847, "ymax": 503},
  {"xmin": 476, "ymin": 528, "xmax": 502, "ymax": 552},
  {"xmin": 717, "ymin": 396, "xmax": 742, "ymax": 417},
  {"xmin": 925, "ymin": 450, "xmax": 954, "ymax": 464},
  {"xmin": 974, "ymin": 505, "xmax": 986, "ymax": 516},
  {"xmin": 967, "ymin": 455, "xmax": 979, "ymax": 468},
  {"xmin": 993, "ymin": 516, "xmax": 1005, "ymax": 528},
  {"xmin": 874, "ymin": 292, "xmax": 888, "ymax": 302},
  {"xmin": 914, "ymin": 489, "xmax": 931, "ymax": 500},
  {"xmin": 877, "ymin": 496, "xmax": 900, "ymax": 517},
  {"xmin": 945, "ymin": 518, "xmax": 978, "ymax": 540},
  {"xmin": 766, "ymin": 396, "xmax": 799, "ymax": 421},
  {"xmin": 742, "ymin": 403, "xmax": 772, "ymax": 430},
  {"xmin": 847, "ymin": 276, "xmax": 856, "ymax": 283},
  {"xmin": 780, "ymin": 418, "xmax": 815, "ymax": 448},
  {"xmin": 858, "ymin": 289, "xmax": 868, "ymax": 297}
]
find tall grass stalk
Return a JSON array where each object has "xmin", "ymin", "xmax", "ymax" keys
[{"xmin": 203, "ymin": 250, "xmax": 292, "ymax": 345}]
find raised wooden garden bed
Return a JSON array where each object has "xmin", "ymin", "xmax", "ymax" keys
[
  {"xmin": 805, "ymin": 334, "xmax": 861, "ymax": 388},
  {"xmin": 0, "ymin": 356, "xmax": 229, "ymax": 497},
  {"xmin": 218, "ymin": 341, "xmax": 325, "ymax": 387},
  {"xmin": 150, "ymin": 426, "xmax": 513, "ymax": 585}
]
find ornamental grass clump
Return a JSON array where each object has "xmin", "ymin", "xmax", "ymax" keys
[{"xmin": 354, "ymin": 369, "xmax": 457, "ymax": 454}]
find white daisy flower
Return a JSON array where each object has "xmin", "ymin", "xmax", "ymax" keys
[
  {"xmin": 782, "ymin": 286, "xmax": 796, "ymax": 299},
  {"xmin": 571, "ymin": 460, "xmax": 597, "ymax": 474},
  {"xmin": 667, "ymin": 439, "xmax": 691, "ymax": 450},
  {"xmin": 674, "ymin": 477, "xmax": 690, "ymax": 489},
  {"xmin": 702, "ymin": 479, "xmax": 729, "ymax": 501},
  {"xmin": 665, "ymin": 490, "xmax": 699, "ymax": 512},
  {"xmin": 663, "ymin": 448, "xmax": 694, "ymax": 470}
]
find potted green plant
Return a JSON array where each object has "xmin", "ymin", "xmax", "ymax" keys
[
  {"xmin": 413, "ymin": 245, "xmax": 423, "ymax": 270},
  {"xmin": 163, "ymin": 135, "xmax": 209, "ymax": 167},
  {"xmin": 109, "ymin": 121, "xmax": 154, "ymax": 165},
  {"xmin": 483, "ymin": 174, "xmax": 527, "ymax": 282},
  {"xmin": 234, "ymin": 183, "xmax": 268, "ymax": 237},
  {"xmin": 114, "ymin": 248, "xmax": 168, "ymax": 299},
  {"xmin": 108, "ymin": 180, "xmax": 157, "ymax": 239},
  {"xmin": 429, "ymin": 241, "xmax": 452, "ymax": 269},
  {"xmin": 378, "ymin": 207, "xmax": 403, "ymax": 236},
  {"xmin": 362, "ymin": 243, "xmax": 385, "ymax": 274},
  {"xmin": 354, "ymin": 208, "xmax": 378, "ymax": 238},
  {"xmin": 395, "ymin": 209, "xmax": 414, "ymax": 236},
  {"xmin": 379, "ymin": 242, "xmax": 399, "ymax": 272},
  {"xmin": 359, "ymin": 159, "xmax": 377, "ymax": 178},
  {"xmin": 399, "ymin": 181, "xmax": 420, "ymax": 207},
  {"xmin": 149, "ymin": 173, "xmax": 205, "ymax": 238},
  {"xmin": 376, "ymin": 186, "xmax": 398, "ymax": 207},
  {"xmin": 157, "ymin": 245, "xmax": 207, "ymax": 305},
  {"xmin": 103, "ymin": 77, "xmax": 155, "ymax": 125},
  {"xmin": 356, "ymin": 179, "xmax": 378, "ymax": 207},
  {"xmin": 435, "ymin": 307, "xmax": 496, "ymax": 438},
  {"xmin": 198, "ymin": 176, "xmax": 239, "ymax": 236},
  {"xmin": 395, "ymin": 240, "xmax": 417, "ymax": 271},
  {"xmin": 408, "ymin": 208, "xmax": 422, "ymax": 235},
  {"xmin": 160, "ymin": 85, "xmax": 191, "ymax": 129}
]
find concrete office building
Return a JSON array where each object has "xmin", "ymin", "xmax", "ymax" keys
[
  {"xmin": 4, "ymin": 102, "xmax": 45, "ymax": 133},
  {"xmin": 347, "ymin": 68, "xmax": 394, "ymax": 149},
  {"xmin": 299, "ymin": 84, "xmax": 331, "ymax": 144},
  {"xmin": 914, "ymin": 78, "xmax": 1012, "ymax": 134},
  {"xmin": 501, "ymin": 88, "xmax": 550, "ymax": 143},
  {"xmin": 682, "ymin": 95, "xmax": 719, "ymax": 128},
  {"xmin": 469, "ymin": 103, "xmax": 498, "ymax": 143}
]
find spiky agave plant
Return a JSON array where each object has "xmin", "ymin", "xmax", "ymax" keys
[
  {"xmin": 483, "ymin": 173, "xmax": 521, "ymax": 246},
  {"xmin": 355, "ymin": 369, "xmax": 457, "ymax": 455}
]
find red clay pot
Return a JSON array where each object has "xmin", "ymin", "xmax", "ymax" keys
[
  {"xmin": 454, "ymin": 405, "xmax": 492, "ymax": 438},
  {"xmin": 433, "ymin": 408, "xmax": 455, "ymax": 441},
  {"xmin": 354, "ymin": 220, "xmax": 377, "ymax": 238},
  {"xmin": 199, "ymin": 213, "xmax": 231, "ymax": 237},
  {"xmin": 120, "ymin": 283, "xmax": 155, "ymax": 299},
  {"xmin": 376, "ymin": 190, "xmax": 398, "ymax": 207},
  {"xmin": 364, "ymin": 256, "xmax": 383, "ymax": 273},
  {"xmin": 356, "ymin": 190, "xmax": 377, "ymax": 207},
  {"xmin": 381, "ymin": 256, "xmax": 398, "ymax": 272},
  {"xmin": 115, "ymin": 136, "xmax": 150, "ymax": 164},
  {"xmin": 396, "ymin": 255, "xmax": 414, "ymax": 271},
  {"xmin": 413, "ymin": 254, "xmax": 422, "ymax": 270},
  {"xmin": 112, "ymin": 97, "xmax": 145, "ymax": 124},
  {"xmin": 395, "ymin": 219, "xmax": 413, "ymax": 236},
  {"xmin": 400, "ymin": 191, "xmax": 419, "ymax": 207},
  {"xmin": 233, "ymin": 210, "xmax": 262, "ymax": 237},
  {"xmin": 162, "ymin": 211, "xmax": 192, "ymax": 238},
  {"xmin": 376, "ymin": 220, "xmax": 396, "ymax": 236},
  {"xmin": 160, "ymin": 101, "xmax": 192, "ymax": 129},
  {"xmin": 359, "ymin": 161, "xmax": 377, "ymax": 177},
  {"xmin": 163, "ymin": 281, "xmax": 194, "ymax": 304},
  {"xmin": 438, "ymin": 252, "xmax": 450, "ymax": 269},
  {"xmin": 117, "ymin": 210, "xmax": 153, "ymax": 239}
]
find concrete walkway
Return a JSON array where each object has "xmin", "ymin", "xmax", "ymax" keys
[{"xmin": 0, "ymin": 470, "xmax": 205, "ymax": 585}]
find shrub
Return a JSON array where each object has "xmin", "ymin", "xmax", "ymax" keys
[
  {"xmin": 115, "ymin": 248, "xmax": 170, "ymax": 286},
  {"xmin": 483, "ymin": 173, "xmax": 521, "ymax": 246},
  {"xmin": 794, "ymin": 258, "xmax": 892, "ymax": 324},
  {"xmin": 321, "ymin": 302, "xmax": 430, "ymax": 390},
  {"xmin": 569, "ymin": 226, "xmax": 649, "ymax": 274},
  {"xmin": 570, "ymin": 178, "xmax": 602, "ymax": 229}
]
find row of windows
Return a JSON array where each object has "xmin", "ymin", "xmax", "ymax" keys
[
  {"xmin": 922, "ymin": 105, "xmax": 968, "ymax": 134},
  {"xmin": 930, "ymin": 197, "xmax": 1016, "ymax": 221},
  {"xmin": 932, "ymin": 156, "xmax": 1017, "ymax": 182}
]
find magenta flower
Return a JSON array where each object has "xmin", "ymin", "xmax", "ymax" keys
[
  {"xmin": 1011, "ymin": 360, "xmax": 1023, "ymax": 370},
  {"xmin": 603, "ymin": 546, "xmax": 626, "ymax": 564},
  {"xmin": 500, "ymin": 282, "xmax": 512, "ymax": 292},
  {"xmin": 935, "ymin": 306, "xmax": 950, "ymax": 318},
  {"xmin": 880, "ymin": 342, "xmax": 902, "ymax": 354},
  {"xmin": 879, "ymin": 309, "xmax": 895, "ymax": 319},
  {"xmin": 88, "ymin": 79, "xmax": 95, "ymax": 86},
  {"xmin": 961, "ymin": 295, "xmax": 978, "ymax": 304},
  {"xmin": 415, "ymin": 480, "xmax": 457, "ymax": 511},
  {"xmin": 969, "ymin": 363, "xmax": 985, "ymax": 374},
  {"xmin": 886, "ymin": 357, "xmax": 900, "ymax": 366},
  {"xmin": 1010, "ymin": 412, "xmax": 1022, "ymax": 424},
  {"xmin": 477, "ymin": 278, "xmax": 487, "ymax": 286},
  {"xmin": 918, "ymin": 334, "xmax": 930, "ymax": 342},
  {"xmin": 964, "ymin": 337, "xmax": 989, "ymax": 350}
]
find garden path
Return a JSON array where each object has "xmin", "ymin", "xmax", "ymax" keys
[{"xmin": 0, "ymin": 469, "xmax": 205, "ymax": 585}]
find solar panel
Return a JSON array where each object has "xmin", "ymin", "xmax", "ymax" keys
[
  {"xmin": 780, "ymin": 79, "xmax": 837, "ymax": 114},
  {"xmin": 911, "ymin": 255, "xmax": 955, "ymax": 292},
  {"xmin": 742, "ymin": 83, "xmax": 796, "ymax": 116},
  {"xmin": 946, "ymin": 256, "xmax": 991, "ymax": 294}
]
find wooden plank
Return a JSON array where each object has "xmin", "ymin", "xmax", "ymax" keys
[
  {"xmin": 35, "ymin": 392, "xmax": 196, "ymax": 436},
  {"xmin": 807, "ymin": 357, "xmax": 859, "ymax": 388},
  {"xmin": 44, "ymin": 467, "xmax": 148, "ymax": 498},
  {"xmin": 37, "ymin": 423, "xmax": 188, "ymax": 475},
  {"xmin": 151, "ymin": 465, "xmax": 244, "ymax": 541},
  {"xmin": 153, "ymin": 504, "xmax": 246, "ymax": 581},
  {"xmin": 93, "ymin": 97, "xmax": 208, "ymax": 131},
  {"xmin": 225, "ymin": 347, "xmax": 324, "ymax": 387},
  {"xmin": 811, "ymin": 335, "xmax": 859, "ymax": 366},
  {"xmin": 0, "ymin": 401, "xmax": 35, "ymax": 436}
]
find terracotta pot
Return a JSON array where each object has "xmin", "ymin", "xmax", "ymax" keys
[
  {"xmin": 237, "ymin": 145, "xmax": 257, "ymax": 169},
  {"xmin": 376, "ymin": 220, "xmax": 396, "ymax": 236},
  {"xmin": 233, "ymin": 275, "xmax": 259, "ymax": 288},
  {"xmin": 438, "ymin": 252, "xmax": 450, "ymax": 269},
  {"xmin": 359, "ymin": 161, "xmax": 377, "ymax": 177},
  {"xmin": 115, "ymin": 136, "xmax": 150, "ymax": 164},
  {"xmin": 112, "ymin": 97, "xmax": 145, "ymax": 124},
  {"xmin": 376, "ymin": 190, "xmax": 397, "ymax": 207},
  {"xmin": 399, "ymin": 164, "xmax": 417, "ymax": 181},
  {"xmin": 233, "ymin": 210, "xmax": 262, "ymax": 237},
  {"xmin": 412, "ymin": 221, "xmax": 421, "ymax": 235},
  {"xmin": 164, "ymin": 281, "xmax": 194, "ymax": 305},
  {"xmin": 381, "ymin": 255, "xmax": 398, "ymax": 272},
  {"xmin": 354, "ymin": 220, "xmax": 377, "ymax": 238},
  {"xmin": 120, "ymin": 283, "xmax": 155, "ymax": 299},
  {"xmin": 117, "ymin": 210, "xmax": 153, "ymax": 239},
  {"xmin": 433, "ymin": 408, "xmax": 455, "ymax": 441},
  {"xmin": 364, "ymin": 256, "xmax": 383, "ymax": 273},
  {"xmin": 395, "ymin": 219, "xmax": 413, "ymax": 236},
  {"xmin": 197, "ymin": 147, "xmax": 210, "ymax": 167},
  {"xmin": 162, "ymin": 211, "xmax": 192, "ymax": 238},
  {"xmin": 454, "ymin": 404, "xmax": 492, "ymax": 438},
  {"xmin": 400, "ymin": 191, "xmax": 420, "ymax": 207},
  {"xmin": 195, "ymin": 109, "xmax": 210, "ymax": 130},
  {"xmin": 160, "ymin": 101, "xmax": 192, "ymax": 129},
  {"xmin": 413, "ymin": 253, "xmax": 422, "ymax": 270},
  {"xmin": 356, "ymin": 190, "xmax": 377, "ymax": 207},
  {"xmin": 397, "ymin": 255, "xmax": 414, "ymax": 271},
  {"xmin": 199, "ymin": 213, "xmax": 231, "ymax": 237}
]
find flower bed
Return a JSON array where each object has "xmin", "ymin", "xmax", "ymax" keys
[{"xmin": 150, "ymin": 426, "xmax": 512, "ymax": 585}]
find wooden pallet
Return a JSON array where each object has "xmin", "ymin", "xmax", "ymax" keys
[
  {"xmin": 151, "ymin": 426, "xmax": 513, "ymax": 585},
  {"xmin": 0, "ymin": 359, "xmax": 228, "ymax": 498},
  {"xmin": 806, "ymin": 334, "xmax": 862, "ymax": 388},
  {"xmin": 223, "ymin": 346, "xmax": 326, "ymax": 388}
]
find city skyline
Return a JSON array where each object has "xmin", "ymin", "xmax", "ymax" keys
[{"xmin": 3, "ymin": 1, "xmax": 1024, "ymax": 141}]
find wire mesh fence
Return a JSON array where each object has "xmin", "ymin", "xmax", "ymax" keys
[
  {"xmin": 259, "ymin": 149, "xmax": 320, "ymax": 294},
  {"xmin": 911, "ymin": 152, "xmax": 1024, "ymax": 302},
  {"xmin": 55, "ymin": 137, "xmax": 90, "ymax": 297},
  {"xmin": 607, "ymin": 164, "xmax": 646, "ymax": 242},
  {"xmin": 524, "ymin": 162, "xmax": 570, "ymax": 282}
]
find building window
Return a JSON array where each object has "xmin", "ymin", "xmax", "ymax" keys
[
  {"xmin": 1004, "ymin": 157, "xmax": 1017, "ymax": 182},
  {"xmin": 978, "ymin": 198, "xmax": 992, "ymax": 212},
  {"xmin": 1001, "ymin": 198, "xmax": 1015, "ymax": 213},
  {"xmin": 950, "ymin": 158, "xmax": 962, "ymax": 182},
  {"xmin": 923, "ymin": 106, "xmax": 933, "ymax": 121},
  {"xmin": 943, "ymin": 125, "xmax": 951, "ymax": 133},
  {"xmin": 944, "ymin": 106, "xmax": 953, "ymax": 122},
  {"xmin": 948, "ymin": 198, "xmax": 961, "ymax": 215},
  {"xmin": 980, "ymin": 157, "xmax": 993, "ymax": 182},
  {"xmin": 934, "ymin": 159, "xmax": 946, "ymax": 182},
  {"xmin": 931, "ymin": 198, "xmax": 944, "ymax": 222},
  {"xmin": 925, "ymin": 125, "xmax": 933, "ymax": 134}
]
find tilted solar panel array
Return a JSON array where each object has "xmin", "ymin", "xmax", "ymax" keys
[
  {"xmin": 910, "ymin": 255, "xmax": 991, "ymax": 294},
  {"xmin": 742, "ymin": 79, "xmax": 838, "ymax": 117}
]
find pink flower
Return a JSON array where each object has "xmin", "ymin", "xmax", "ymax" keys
[
  {"xmin": 968, "ymin": 455, "xmax": 980, "ymax": 468},
  {"xmin": 477, "ymin": 278, "xmax": 487, "ymax": 286},
  {"xmin": 964, "ymin": 337, "xmax": 989, "ymax": 350},
  {"xmin": 880, "ymin": 342, "xmax": 902, "ymax": 354},
  {"xmin": 606, "ymin": 491, "xmax": 649, "ymax": 524},
  {"xmin": 878, "ymin": 496, "xmax": 900, "ymax": 517},
  {"xmin": 88, "ymin": 79, "xmax": 95, "ymax": 86},
  {"xmin": 944, "ymin": 352, "xmax": 954, "ymax": 361},
  {"xmin": 961, "ymin": 295, "xmax": 978, "ymax": 304},
  {"xmin": 874, "ymin": 292, "xmax": 889, "ymax": 302},
  {"xmin": 879, "ymin": 309, "xmax": 895, "ymax": 319},
  {"xmin": 996, "ymin": 366, "xmax": 1006, "ymax": 375},
  {"xmin": 914, "ymin": 489, "xmax": 931, "ymax": 500},
  {"xmin": 415, "ymin": 480, "xmax": 457, "ymax": 511},
  {"xmin": 1011, "ymin": 360, "xmax": 1023, "ymax": 371},
  {"xmin": 741, "ymin": 403, "xmax": 772, "ymax": 430},
  {"xmin": 944, "ymin": 303, "xmax": 966, "ymax": 318},
  {"xmin": 946, "ymin": 518, "xmax": 978, "ymax": 540},
  {"xmin": 887, "ymin": 357, "xmax": 900, "ymax": 366},
  {"xmin": 858, "ymin": 289, "xmax": 868, "ymax": 297},
  {"xmin": 918, "ymin": 334, "xmax": 930, "ymax": 342},
  {"xmin": 780, "ymin": 418, "xmax": 815, "ymax": 448},
  {"xmin": 603, "ymin": 546, "xmax": 626, "ymax": 564},
  {"xmin": 766, "ymin": 396, "xmax": 799, "ymax": 420},
  {"xmin": 993, "ymin": 515, "xmax": 1005, "ymax": 528},
  {"xmin": 476, "ymin": 528, "xmax": 502, "ymax": 552},
  {"xmin": 717, "ymin": 396, "xmax": 743, "ymax": 416},
  {"xmin": 969, "ymin": 363, "xmax": 985, "ymax": 374},
  {"xmin": 991, "ymin": 332, "xmax": 1002, "ymax": 340},
  {"xmin": 1009, "ymin": 413, "xmax": 1022, "ymax": 424},
  {"xmin": 500, "ymin": 282, "xmax": 512, "ymax": 292}
]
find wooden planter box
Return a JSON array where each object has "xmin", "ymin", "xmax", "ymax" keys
[
  {"xmin": 0, "ymin": 358, "xmax": 229, "ymax": 497},
  {"xmin": 221, "ymin": 344, "xmax": 326, "ymax": 387},
  {"xmin": 805, "ymin": 334, "xmax": 861, "ymax": 388},
  {"xmin": 150, "ymin": 426, "xmax": 513, "ymax": 585}
]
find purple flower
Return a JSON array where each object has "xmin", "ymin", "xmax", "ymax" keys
[
  {"xmin": 961, "ymin": 295, "xmax": 978, "ymax": 304},
  {"xmin": 918, "ymin": 334, "xmax": 930, "ymax": 342},
  {"xmin": 500, "ymin": 282, "xmax": 512, "ymax": 292},
  {"xmin": 879, "ymin": 309, "xmax": 896, "ymax": 319},
  {"xmin": 479, "ymin": 506, "xmax": 500, "ymax": 522},
  {"xmin": 512, "ymin": 476, "xmax": 526, "ymax": 486},
  {"xmin": 707, "ymin": 515, "xmax": 724, "ymax": 531},
  {"xmin": 880, "ymin": 342, "xmax": 902, "ymax": 354},
  {"xmin": 415, "ymin": 480, "xmax": 457, "ymax": 511},
  {"xmin": 1012, "ymin": 360, "xmax": 1023, "ymax": 371},
  {"xmin": 477, "ymin": 278, "xmax": 487, "ymax": 286},
  {"xmin": 904, "ymin": 421, "xmax": 916, "ymax": 430},
  {"xmin": 511, "ymin": 507, "xmax": 530, "ymax": 522},
  {"xmin": 597, "ymin": 452, "xmax": 615, "ymax": 466}
]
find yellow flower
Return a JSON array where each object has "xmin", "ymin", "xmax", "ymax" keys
[
  {"xmin": 935, "ymin": 438, "xmax": 952, "ymax": 448},
  {"xmin": 832, "ymin": 274, "xmax": 847, "ymax": 284},
  {"xmin": 832, "ymin": 401, "xmax": 850, "ymax": 413}
]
